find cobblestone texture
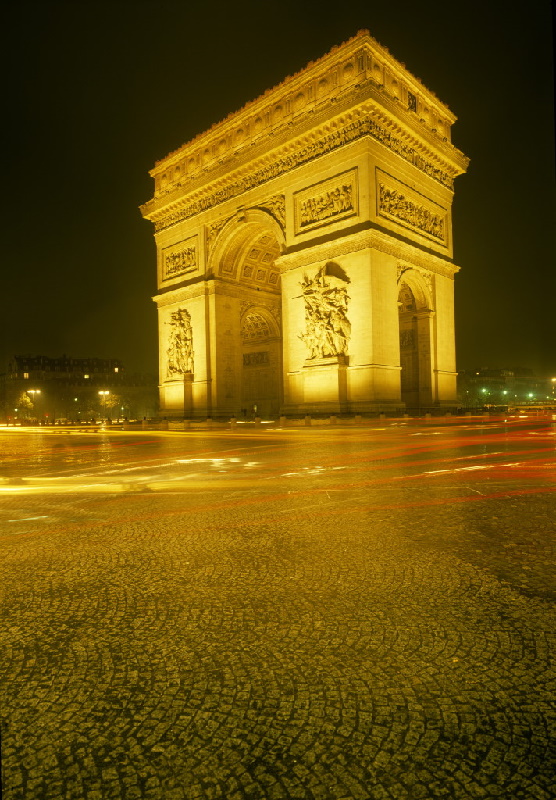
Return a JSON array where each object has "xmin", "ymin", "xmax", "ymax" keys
[{"xmin": 0, "ymin": 422, "xmax": 555, "ymax": 799}]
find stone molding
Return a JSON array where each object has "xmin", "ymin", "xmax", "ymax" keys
[
  {"xmin": 153, "ymin": 274, "xmax": 283, "ymax": 309},
  {"xmin": 144, "ymin": 105, "xmax": 460, "ymax": 234},
  {"xmin": 153, "ymin": 285, "xmax": 208, "ymax": 307},
  {"xmin": 397, "ymin": 265, "xmax": 434, "ymax": 299},
  {"xmin": 344, "ymin": 363, "xmax": 402, "ymax": 371},
  {"xmin": 276, "ymin": 227, "xmax": 459, "ymax": 278}
]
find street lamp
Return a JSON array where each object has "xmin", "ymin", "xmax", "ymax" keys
[
  {"xmin": 98, "ymin": 390, "xmax": 110, "ymax": 421},
  {"xmin": 27, "ymin": 389, "xmax": 41, "ymax": 423}
]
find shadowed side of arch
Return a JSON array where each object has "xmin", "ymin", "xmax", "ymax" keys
[{"xmin": 398, "ymin": 270, "xmax": 435, "ymax": 408}]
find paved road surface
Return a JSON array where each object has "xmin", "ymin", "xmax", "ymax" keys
[{"xmin": 1, "ymin": 417, "xmax": 555, "ymax": 799}]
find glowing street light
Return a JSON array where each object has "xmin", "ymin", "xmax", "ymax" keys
[
  {"xmin": 98, "ymin": 390, "xmax": 110, "ymax": 420},
  {"xmin": 27, "ymin": 389, "xmax": 42, "ymax": 422}
]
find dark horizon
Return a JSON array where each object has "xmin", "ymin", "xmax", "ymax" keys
[{"xmin": 3, "ymin": 0, "xmax": 555, "ymax": 376}]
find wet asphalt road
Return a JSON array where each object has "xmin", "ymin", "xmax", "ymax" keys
[{"xmin": 1, "ymin": 417, "xmax": 555, "ymax": 800}]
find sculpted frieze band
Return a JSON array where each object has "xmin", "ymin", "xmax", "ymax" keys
[
  {"xmin": 295, "ymin": 170, "xmax": 357, "ymax": 234},
  {"xmin": 162, "ymin": 236, "xmax": 198, "ymax": 280},
  {"xmin": 377, "ymin": 172, "xmax": 447, "ymax": 244},
  {"xmin": 152, "ymin": 116, "xmax": 453, "ymax": 232}
]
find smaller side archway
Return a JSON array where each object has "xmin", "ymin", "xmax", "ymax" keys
[{"xmin": 397, "ymin": 272, "xmax": 435, "ymax": 409}]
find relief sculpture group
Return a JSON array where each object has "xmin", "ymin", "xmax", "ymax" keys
[
  {"xmin": 299, "ymin": 183, "xmax": 354, "ymax": 228},
  {"xmin": 299, "ymin": 266, "xmax": 351, "ymax": 360},
  {"xmin": 166, "ymin": 309, "xmax": 194, "ymax": 377},
  {"xmin": 144, "ymin": 31, "xmax": 468, "ymax": 416}
]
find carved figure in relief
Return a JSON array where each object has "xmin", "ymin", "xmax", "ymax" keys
[
  {"xmin": 258, "ymin": 195, "xmax": 286, "ymax": 228},
  {"xmin": 152, "ymin": 119, "xmax": 453, "ymax": 232},
  {"xmin": 166, "ymin": 308, "xmax": 194, "ymax": 377},
  {"xmin": 379, "ymin": 184, "xmax": 444, "ymax": 240},
  {"xmin": 299, "ymin": 265, "xmax": 351, "ymax": 359},
  {"xmin": 299, "ymin": 183, "xmax": 354, "ymax": 227},
  {"xmin": 164, "ymin": 246, "xmax": 196, "ymax": 278}
]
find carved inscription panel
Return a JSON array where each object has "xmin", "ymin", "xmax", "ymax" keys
[
  {"xmin": 376, "ymin": 170, "xmax": 447, "ymax": 244},
  {"xmin": 294, "ymin": 169, "xmax": 358, "ymax": 235},
  {"xmin": 161, "ymin": 235, "xmax": 198, "ymax": 281},
  {"xmin": 243, "ymin": 351, "xmax": 269, "ymax": 367}
]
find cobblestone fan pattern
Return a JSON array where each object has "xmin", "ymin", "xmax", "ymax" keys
[{"xmin": 0, "ymin": 426, "xmax": 555, "ymax": 799}]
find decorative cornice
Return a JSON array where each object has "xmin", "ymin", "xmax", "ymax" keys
[
  {"xmin": 150, "ymin": 30, "xmax": 460, "ymax": 179},
  {"xmin": 146, "ymin": 75, "xmax": 466, "ymax": 221},
  {"xmin": 153, "ymin": 284, "xmax": 209, "ymax": 306},
  {"xmin": 143, "ymin": 109, "xmax": 460, "ymax": 234},
  {"xmin": 276, "ymin": 227, "xmax": 459, "ymax": 278},
  {"xmin": 153, "ymin": 276, "xmax": 282, "ymax": 307}
]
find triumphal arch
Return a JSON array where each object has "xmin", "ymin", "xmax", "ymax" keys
[{"xmin": 141, "ymin": 31, "xmax": 468, "ymax": 417}]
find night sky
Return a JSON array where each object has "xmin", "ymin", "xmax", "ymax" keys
[{"xmin": 4, "ymin": 1, "xmax": 555, "ymax": 376}]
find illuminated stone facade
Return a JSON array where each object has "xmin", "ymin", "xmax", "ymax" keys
[{"xmin": 141, "ymin": 31, "xmax": 468, "ymax": 416}]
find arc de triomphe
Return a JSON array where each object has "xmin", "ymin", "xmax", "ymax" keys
[{"xmin": 140, "ymin": 30, "xmax": 468, "ymax": 417}]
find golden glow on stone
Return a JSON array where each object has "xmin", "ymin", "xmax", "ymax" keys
[{"xmin": 143, "ymin": 31, "xmax": 467, "ymax": 417}]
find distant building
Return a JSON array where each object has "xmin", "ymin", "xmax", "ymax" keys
[
  {"xmin": 0, "ymin": 355, "xmax": 158, "ymax": 422},
  {"xmin": 457, "ymin": 368, "xmax": 554, "ymax": 409}
]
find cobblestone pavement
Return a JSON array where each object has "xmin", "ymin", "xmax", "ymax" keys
[{"xmin": 1, "ymin": 418, "xmax": 555, "ymax": 799}]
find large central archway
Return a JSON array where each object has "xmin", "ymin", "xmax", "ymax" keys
[{"xmin": 209, "ymin": 212, "xmax": 284, "ymax": 417}]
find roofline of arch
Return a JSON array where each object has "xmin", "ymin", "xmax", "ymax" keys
[{"xmin": 149, "ymin": 30, "xmax": 460, "ymax": 175}]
